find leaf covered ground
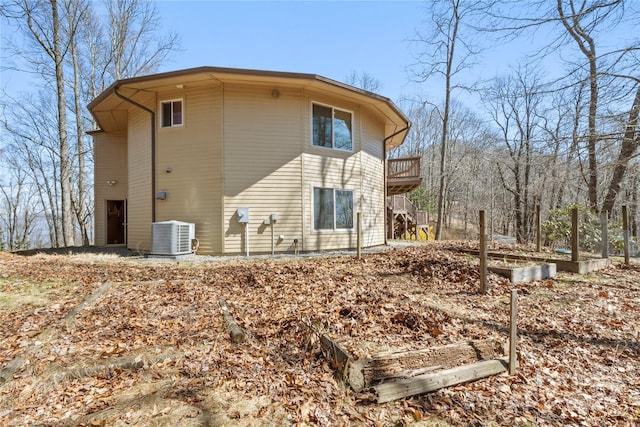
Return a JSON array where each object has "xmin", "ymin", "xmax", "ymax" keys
[{"xmin": 0, "ymin": 242, "xmax": 638, "ymax": 426}]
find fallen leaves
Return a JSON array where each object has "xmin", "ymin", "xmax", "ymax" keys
[{"xmin": 0, "ymin": 243, "xmax": 639, "ymax": 426}]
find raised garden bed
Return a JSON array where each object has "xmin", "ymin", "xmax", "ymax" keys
[
  {"xmin": 310, "ymin": 324, "xmax": 509, "ymax": 403},
  {"xmin": 463, "ymin": 249, "xmax": 611, "ymax": 274},
  {"xmin": 488, "ymin": 262, "xmax": 557, "ymax": 284}
]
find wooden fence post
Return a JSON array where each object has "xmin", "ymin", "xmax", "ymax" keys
[
  {"xmin": 479, "ymin": 210, "xmax": 487, "ymax": 295},
  {"xmin": 623, "ymin": 205, "xmax": 630, "ymax": 265},
  {"xmin": 509, "ymin": 289, "xmax": 518, "ymax": 375},
  {"xmin": 536, "ymin": 204, "xmax": 542, "ymax": 253},
  {"xmin": 357, "ymin": 212, "xmax": 362, "ymax": 259},
  {"xmin": 571, "ymin": 207, "xmax": 579, "ymax": 262},
  {"xmin": 601, "ymin": 211, "xmax": 609, "ymax": 259}
]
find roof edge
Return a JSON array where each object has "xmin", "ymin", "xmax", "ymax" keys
[{"xmin": 89, "ymin": 66, "xmax": 407, "ymax": 119}]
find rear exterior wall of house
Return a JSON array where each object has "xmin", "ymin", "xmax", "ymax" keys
[{"xmin": 94, "ymin": 80, "xmax": 388, "ymax": 254}]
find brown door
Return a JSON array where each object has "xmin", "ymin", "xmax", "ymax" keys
[{"xmin": 106, "ymin": 200, "xmax": 126, "ymax": 244}]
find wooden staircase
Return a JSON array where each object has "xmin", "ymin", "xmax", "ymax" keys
[
  {"xmin": 386, "ymin": 157, "xmax": 428, "ymax": 239},
  {"xmin": 387, "ymin": 195, "xmax": 429, "ymax": 240}
]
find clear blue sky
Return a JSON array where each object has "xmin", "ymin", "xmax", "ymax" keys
[
  {"xmin": 154, "ymin": 1, "xmax": 426, "ymax": 103},
  {"xmin": 0, "ymin": 1, "xmax": 429, "ymax": 107},
  {"xmin": 2, "ymin": 1, "xmax": 635, "ymax": 107}
]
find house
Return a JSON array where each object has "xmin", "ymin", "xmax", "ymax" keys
[{"xmin": 88, "ymin": 66, "xmax": 416, "ymax": 255}]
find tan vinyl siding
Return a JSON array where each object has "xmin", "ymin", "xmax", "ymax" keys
[
  {"xmin": 93, "ymin": 132, "xmax": 127, "ymax": 246},
  {"xmin": 155, "ymin": 86, "xmax": 223, "ymax": 253},
  {"xmin": 91, "ymin": 71, "xmax": 399, "ymax": 255},
  {"xmin": 360, "ymin": 109, "xmax": 386, "ymax": 247},
  {"xmin": 223, "ymin": 84, "xmax": 304, "ymax": 254},
  {"xmin": 302, "ymin": 153, "xmax": 361, "ymax": 251},
  {"xmin": 302, "ymin": 94, "xmax": 369, "ymax": 251},
  {"xmin": 127, "ymin": 106, "xmax": 153, "ymax": 252}
]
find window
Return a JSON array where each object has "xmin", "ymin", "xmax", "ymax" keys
[
  {"xmin": 161, "ymin": 99, "xmax": 183, "ymax": 127},
  {"xmin": 314, "ymin": 187, "xmax": 354, "ymax": 230},
  {"xmin": 312, "ymin": 103, "xmax": 352, "ymax": 151}
]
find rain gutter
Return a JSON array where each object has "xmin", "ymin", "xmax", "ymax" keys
[
  {"xmin": 382, "ymin": 124, "xmax": 411, "ymax": 245},
  {"xmin": 113, "ymin": 86, "xmax": 157, "ymax": 223}
]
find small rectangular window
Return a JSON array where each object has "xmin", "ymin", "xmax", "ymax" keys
[
  {"xmin": 313, "ymin": 187, "xmax": 354, "ymax": 230},
  {"xmin": 161, "ymin": 99, "xmax": 183, "ymax": 128},
  {"xmin": 312, "ymin": 103, "xmax": 352, "ymax": 151}
]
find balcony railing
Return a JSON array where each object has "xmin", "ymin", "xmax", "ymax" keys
[
  {"xmin": 388, "ymin": 157, "xmax": 421, "ymax": 179},
  {"xmin": 387, "ymin": 157, "xmax": 422, "ymax": 196}
]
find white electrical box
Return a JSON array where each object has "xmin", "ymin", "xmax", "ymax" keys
[{"xmin": 237, "ymin": 208, "xmax": 249, "ymax": 223}]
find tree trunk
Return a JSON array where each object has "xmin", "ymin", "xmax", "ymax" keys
[
  {"xmin": 557, "ymin": 0, "xmax": 599, "ymax": 211},
  {"xmin": 601, "ymin": 86, "xmax": 640, "ymax": 216},
  {"xmin": 70, "ymin": 26, "xmax": 90, "ymax": 246},
  {"xmin": 435, "ymin": 3, "xmax": 460, "ymax": 241},
  {"xmin": 51, "ymin": 0, "xmax": 75, "ymax": 247}
]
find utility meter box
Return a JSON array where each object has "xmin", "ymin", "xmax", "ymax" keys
[
  {"xmin": 265, "ymin": 213, "xmax": 278, "ymax": 225},
  {"xmin": 237, "ymin": 208, "xmax": 249, "ymax": 223}
]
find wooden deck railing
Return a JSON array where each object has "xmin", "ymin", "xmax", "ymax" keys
[
  {"xmin": 387, "ymin": 157, "xmax": 422, "ymax": 196},
  {"xmin": 388, "ymin": 157, "xmax": 421, "ymax": 179}
]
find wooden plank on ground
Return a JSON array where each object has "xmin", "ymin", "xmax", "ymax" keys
[{"xmin": 373, "ymin": 357, "xmax": 509, "ymax": 403}]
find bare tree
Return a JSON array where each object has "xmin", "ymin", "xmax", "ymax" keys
[
  {"xmin": 0, "ymin": 165, "xmax": 40, "ymax": 250},
  {"xmin": 555, "ymin": 0, "xmax": 625, "ymax": 211},
  {"xmin": 480, "ymin": 0, "xmax": 640, "ymax": 214},
  {"xmin": 390, "ymin": 98, "xmax": 440, "ymax": 159},
  {"xmin": 1, "ymin": 92, "xmax": 64, "ymax": 246},
  {"xmin": 1, "ymin": 0, "xmax": 180, "ymax": 249},
  {"xmin": 483, "ymin": 65, "xmax": 545, "ymax": 242},
  {"xmin": 1, "ymin": 0, "xmax": 88, "ymax": 246},
  {"xmin": 601, "ymin": 84, "xmax": 640, "ymax": 214},
  {"xmin": 345, "ymin": 71, "xmax": 384, "ymax": 93},
  {"xmin": 67, "ymin": 0, "xmax": 91, "ymax": 245},
  {"xmin": 410, "ymin": 0, "xmax": 486, "ymax": 240},
  {"xmin": 106, "ymin": 0, "xmax": 180, "ymax": 80}
]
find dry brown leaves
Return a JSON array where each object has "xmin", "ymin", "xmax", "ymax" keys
[{"xmin": 0, "ymin": 243, "xmax": 639, "ymax": 426}]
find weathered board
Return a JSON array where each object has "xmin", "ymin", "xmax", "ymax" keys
[
  {"xmin": 362, "ymin": 339, "xmax": 499, "ymax": 387},
  {"xmin": 373, "ymin": 357, "xmax": 509, "ymax": 403}
]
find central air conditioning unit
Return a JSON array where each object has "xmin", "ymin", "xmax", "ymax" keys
[{"xmin": 151, "ymin": 220, "xmax": 195, "ymax": 256}]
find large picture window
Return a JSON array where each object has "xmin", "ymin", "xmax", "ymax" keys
[
  {"xmin": 161, "ymin": 99, "xmax": 183, "ymax": 128},
  {"xmin": 314, "ymin": 187, "xmax": 354, "ymax": 230},
  {"xmin": 312, "ymin": 103, "xmax": 352, "ymax": 151}
]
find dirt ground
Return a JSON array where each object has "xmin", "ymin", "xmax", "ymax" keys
[{"xmin": 0, "ymin": 242, "xmax": 638, "ymax": 426}]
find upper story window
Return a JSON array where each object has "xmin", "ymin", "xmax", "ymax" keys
[
  {"xmin": 312, "ymin": 103, "xmax": 352, "ymax": 151},
  {"xmin": 161, "ymin": 99, "xmax": 183, "ymax": 128}
]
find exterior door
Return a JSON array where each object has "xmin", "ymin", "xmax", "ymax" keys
[{"xmin": 106, "ymin": 200, "xmax": 126, "ymax": 245}]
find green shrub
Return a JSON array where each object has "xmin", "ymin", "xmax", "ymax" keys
[{"xmin": 542, "ymin": 204, "xmax": 624, "ymax": 253}]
